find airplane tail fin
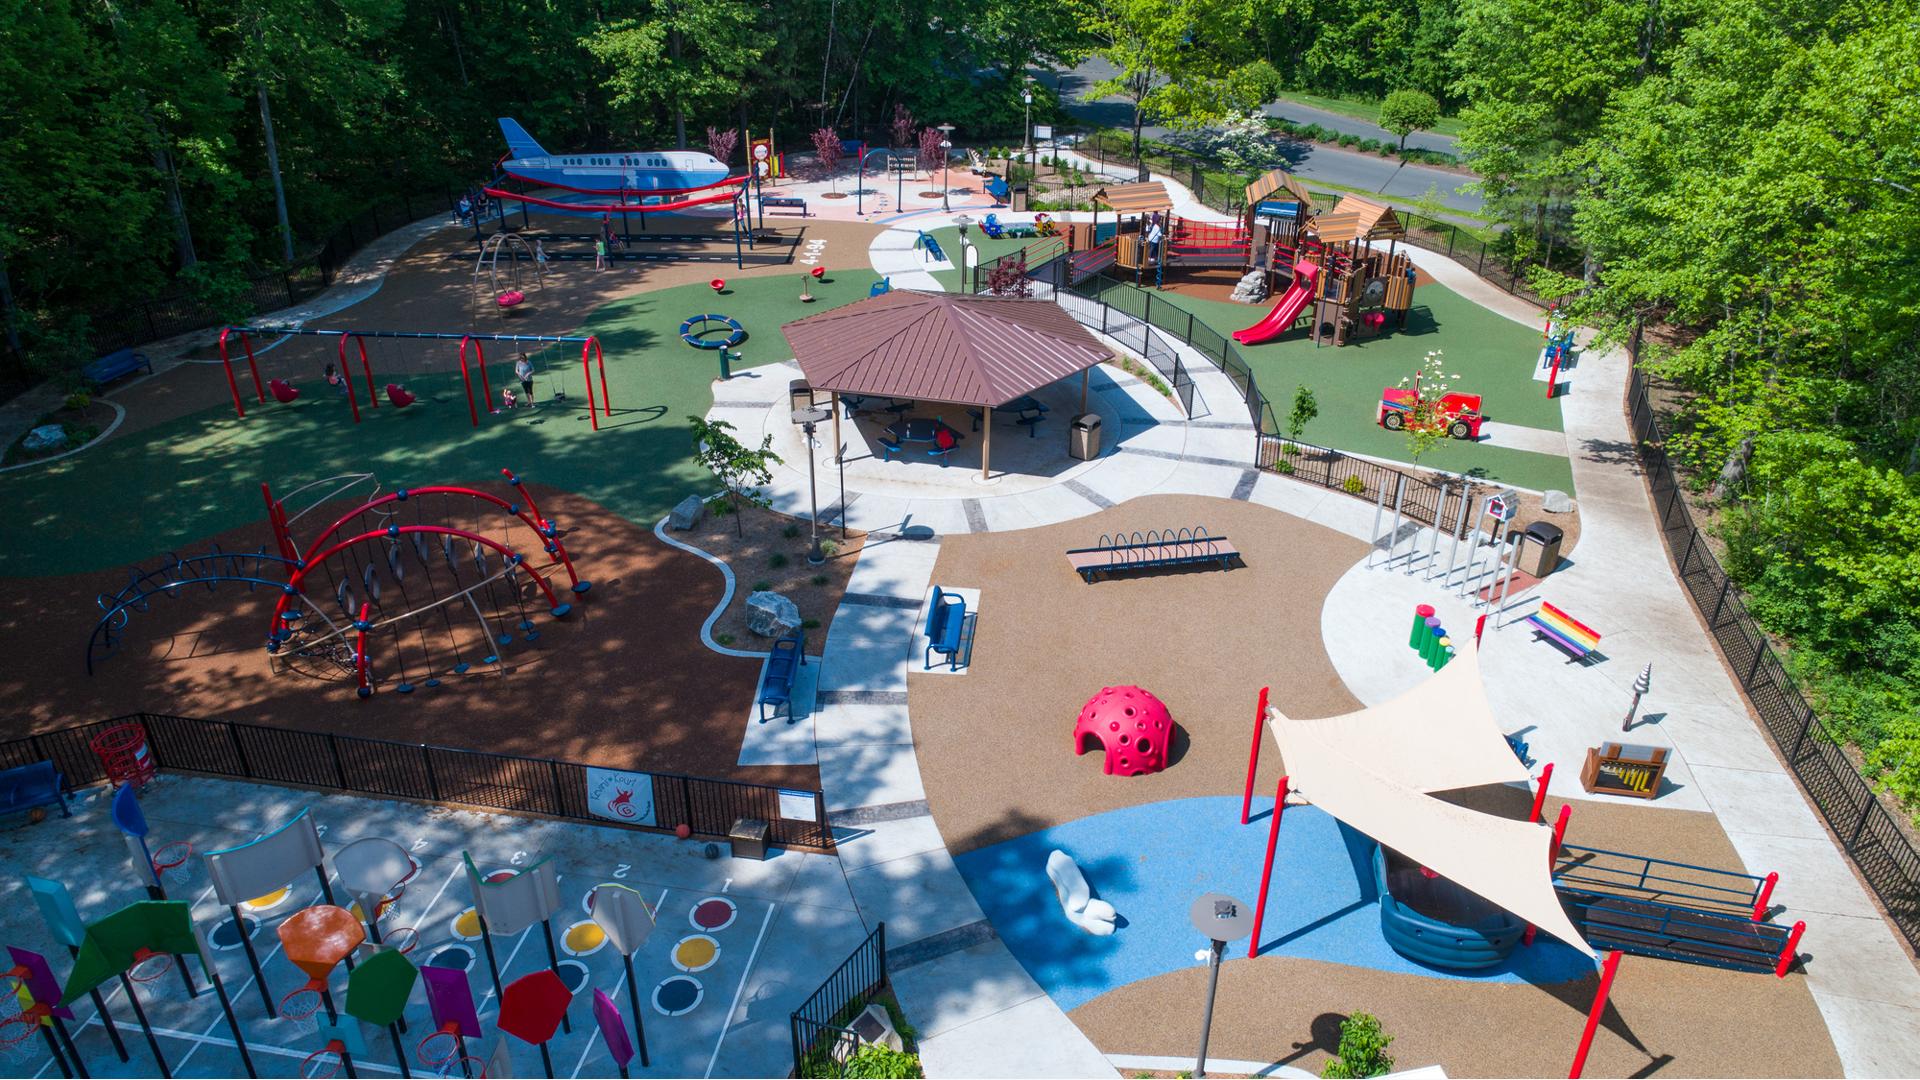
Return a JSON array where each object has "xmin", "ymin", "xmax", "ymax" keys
[{"xmin": 497, "ymin": 118, "xmax": 549, "ymax": 160}]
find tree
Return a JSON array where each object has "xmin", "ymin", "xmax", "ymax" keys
[
  {"xmin": 809, "ymin": 127, "xmax": 842, "ymax": 190},
  {"xmin": 1379, "ymin": 89, "xmax": 1440, "ymax": 153},
  {"xmin": 688, "ymin": 416, "xmax": 782, "ymax": 537},
  {"xmin": 917, "ymin": 127, "xmax": 946, "ymax": 178},
  {"xmin": 1080, "ymin": 0, "xmax": 1281, "ymax": 160},
  {"xmin": 585, "ymin": 0, "xmax": 768, "ymax": 149},
  {"xmin": 1394, "ymin": 350, "xmax": 1460, "ymax": 465},
  {"xmin": 1321, "ymin": 1013, "xmax": 1394, "ymax": 1078},
  {"xmin": 707, "ymin": 126, "xmax": 739, "ymax": 166},
  {"xmin": 1287, "ymin": 384, "xmax": 1319, "ymax": 443},
  {"xmin": 890, "ymin": 103, "xmax": 916, "ymax": 151}
]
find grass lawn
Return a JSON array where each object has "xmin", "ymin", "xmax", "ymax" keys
[
  {"xmin": 1273, "ymin": 91, "xmax": 1467, "ymax": 138},
  {"xmin": 919, "ymin": 225, "xmax": 1050, "ymax": 293},
  {"xmin": 1146, "ymin": 280, "xmax": 1574, "ymax": 493},
  {"xmin": 0, "ymin": 273, "xmax": 872, "ymax": 578}
]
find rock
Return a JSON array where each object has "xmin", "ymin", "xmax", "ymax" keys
[
  {"xmin": 668, "ymin": 494, "xmax": 706, "ymax": 530},
  {"xmin": 1229, "ymin": 269, "xmax": 1269, "ymax": 304},
  {"xmin": 22, "ymin": 424, "xmax": 67, "ymax": 452},
  {"xmin": 1542, "ymin": 489, "xmax": 1574, "ymax": 513},
  {"xmin": 745, "ymin": 591, "xmax": 802, "ymax": 637}
]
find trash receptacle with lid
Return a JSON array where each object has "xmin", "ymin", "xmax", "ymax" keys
[
  {"xmin": 729, "ymin": 817, "xmax": 770, "ymax": 860},
  {"xmin": 788, "ymin": 379, "xmax": 817, "ymax": 414},
  {"xmin": 1011, "ymin": 184, "xmax": 1029, "ymax": 213},
  {"xmin": 1519, "ymin": 521, "xmax": 1564, "ymax": 578},
  {"xmin": 1069, "ymin": 413, "xmax": 1102, "ymax": 460}
]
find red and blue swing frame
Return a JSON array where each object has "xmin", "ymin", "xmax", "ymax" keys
[{"xmin": 217, "ymin": 327, "xmax": 612, "ymax": 430}]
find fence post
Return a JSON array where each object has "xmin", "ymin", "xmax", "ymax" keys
[
  {"xmin": 422, "ymin": 746, "xmax": 442, "ymax": 801},
  {"xmin": 144, "ymin": 303, "xmax": 161, "ymax": 340},
  {"xmin": 283, "ymin": 270, "xmax": 296, "ymax": 306},
  {"xmin": 548, "ymin": 760, "xmax": 566, "ymax": 817},
  {"xmin": 1745, "ymin": 642, "xmax": 1765, "ymax": 688},
  {"xmin": 1848, "ymin": 798, "xmax": 1874, "ymax": 851},
  {"xmin": 815, "ymin": 790, "xmax": 831, "ymax": 851},
  {"xmin": 228, "ymin": 722, "xmax": 252, "ymax": 778},
  {"xmin": 327, "ymin": 733, "xmax": 347, "ymax": 788},
  {"xmin": 1788, "ymin": 704, "xmax": 1816, "ymax": 764},
  {"xmin": 1678, "ymin": 528, "xmax": 1698, "ymax": 575},
  {"xmin": 1709, "ymin": 576, "xmax": 1732, "ymax": 627}
]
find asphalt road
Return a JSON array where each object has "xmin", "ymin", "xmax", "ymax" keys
[{"xmin": 1039, "ymin": 59, "xmax": 1485, "ymax": 217}]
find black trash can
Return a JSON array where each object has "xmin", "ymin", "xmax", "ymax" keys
[
  {"xmin": 1011, "ymin": 184, "xmax": 1030, "ymax": 213},
  {"xmin": 1520, "ymin": 521, "xmax": 1565, "ymax": 577}
]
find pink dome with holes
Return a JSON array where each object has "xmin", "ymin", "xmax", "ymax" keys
[{"xmin": 1073, "ymin": 685, "xmax": 1172, "ymax": 777}]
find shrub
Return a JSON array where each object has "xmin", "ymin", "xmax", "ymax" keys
[
  {"xmin": 1321, "ymin": 1013, "xmax": 1394, "ymax": 1078},
  {"xmin": 1339, "ymin": 134, "xmax": 1360, "ymax": 148},
  {"xmin": 1358, "ymin": 138, "xmax": 1381, "ymax": 154},
  {"xmin": 64, "ymin": 391, "xmax": 91, "ymax": 411},
  {"xmin": 769, "ymin": 553, "xmax": 789, "ymax": 569},
  {"xmin": 1275, "ymin": 459, "xmax": 1295, "ymax": 474},
  {"xmin": 1343, "ymin": 474, "xmax": 1367, "ymax": 495},
  {"xmin": 715, "ymin": 632, "xmax": 735, "ymax": 646},
  {"xmin": 810, "ymin": 573, "xmax": 829, "ymax": 586},
  {"xmin": 840, "ymin": 1043, "xmax": 922, "ymax": 1079},
  {"xmin": 752, "ymin": 580, "xmax": 772, "ymax": 592},
  {"xmin": 782, "ymin": 523, "xmax": 801, "ymax": 539},
  {"xmin": 802, "ymin": 618, "xmax": 821, "ymax": 630},
  {"xmin": 820, "ymin": 538, "xmax": 840, "ymax": 557}
]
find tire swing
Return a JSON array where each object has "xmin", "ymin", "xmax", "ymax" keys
[{"xmin": 473, "ymin": 233, "xmax": 545, "ymax": 321}]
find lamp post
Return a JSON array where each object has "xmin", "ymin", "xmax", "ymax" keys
[
  {"xmin": 1022, "ymin": 77, "xmax": 1035, "ymax": 162},
  {"xmin": 937, "ymin": 123, "xmax": 955, "ymax": 211},
  {"xmin": 1188, "ymin": 894, "xmax": 1253, "ymax": 1079},
  {"xmin": 953, "ymin": 214, "xmax": 973, "ymax": 286},
  {"xmin": 794, "ymin": 406, "xmax": 832, "ymax": 564}
]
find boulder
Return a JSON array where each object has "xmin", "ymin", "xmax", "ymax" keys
[
  {"xmin": 745, "ymin": 591, "xmax": 802, "ymax": 637},
  {"xmin": 22, "ymin": 424, "xmax": 67, "ymax": 452},
  {"xmin": 1229, "ymin": 269, "xmax": 1269, "ymax": 304},
  {"xmin": 1542, "ymin": 489, "xmax": 1574, "ymax": 513},
  {"xmin": 668, "ymin": 494, "xmax": 706, "ymax": 530}
]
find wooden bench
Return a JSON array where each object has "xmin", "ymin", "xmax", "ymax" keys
[
  {"xmin": 757, "ymin": 630, "xmax": 807, "ymax": 720},
  {"xmin": 0, "ymin": 761, "xmax": 70, "ymax": 821},
  {"xmin": 1526, "ymin": 601, "xmax": 1602, "ymax": 661},
  {"xmin": 83, "ymin": 348, "xmax": 153, "ymax": 389},
  {"xmin": 924, "ymin": 587, "xmax": 972, "ymax": 671},
  {"xmin": 1066, "ymin": 528, "xmax": 1241, "ymax": 582},
  {"xmin": 761, "ymin": 195, "xmax": 809, "ymax": 217}
]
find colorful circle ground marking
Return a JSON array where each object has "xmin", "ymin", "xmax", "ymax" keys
[
  {"xmin": 689, "ymin": 897, "xmax": 737, "ymax": 933},
  {"xmin": 210, "ymin": 914, "xmax": 258, "ymax": 950},
  {"xmin": 424, "ymin": 944, "xmax": 475, "ymax": 972},
  {"xmin": 652, "ymin": 976, "xmax": 703, "ymax": 1016},
  {"xmin": 555, "ymin": 960, "xmax": 590, "ymax": 993},
  {"xmin": 242, "ymin": 886, "xmax": 291, "ymax": 912},
  {"xmin": 671, "ymin": 934, "xmax": 720, "ymax": 973},
  {"xmin": 485, "ymin": 869, "xmax": 518, "ymax": 883},
  {"xmin": 582, "ymin": 885, "xmax": 620, "ymax": 916},
  {"xmin": 451, "ymin": 908, "xmax": 482, "ymax": 940},
  {"xmin": 561, "ymin": 920, "xmax": 606, "ymax": 957}
]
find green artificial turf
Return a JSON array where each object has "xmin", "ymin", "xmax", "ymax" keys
[
  {"xmin": 1140, "ymin": 279, "xmax": 1575, "ymax": 493},
  {"xmin": 0, "ymin": 272, "xmax": 873, "ymax": 579},
  {"xmin": 921, "ymin": 226, "xmax": 1057, "ymax": 293}
]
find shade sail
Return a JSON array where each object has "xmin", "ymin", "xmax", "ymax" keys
[
  {"xmin": 781, "ymin": 290, "xmax": 1113, "ymax": 408},
  {"xmin": 1266, "ymin": 641, "xmax": 1595, "ymax": 956}
]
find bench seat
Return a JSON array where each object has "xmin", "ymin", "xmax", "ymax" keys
[
  {"xmin": 0, "ymin": 761, "xmax": 70, "ymax": 820},
  {"xmin": 757, "ymin": 631, "xmax": 807, "ymax": 720},
  {"xmin": 1525, "ymin": 601, "xmax": 1601, "ymax": 660},
  {"xmin": 83, "ymin": 348, "xmax": 153, "ymax": 389}
]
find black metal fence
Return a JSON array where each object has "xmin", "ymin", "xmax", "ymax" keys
[
  {"xmin": 1625, "ymin": 351, "xmax": 1920, "ymax": 952},
  {"xmin": 0, "ymin": 712, "xmax": 833, "ymax": 852},
  {"xmin": 790, "ymin": 923, "xmax": 890, "ymax": 1078}
]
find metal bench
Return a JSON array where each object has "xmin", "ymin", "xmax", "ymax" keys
[
  {"xmin": 0, "ymin": 762, "xmax": 70, "ymax": 821},
  {"xmin": 83, "ymin": 348, "xmax": 153, "ymax": 389},
  {"xmin": 762, "ymin": 196, "xmax": 809, "ymax": 216},
  {"xmin": 757, "ymin": 630, "xmax": 807, "ymax": 720},
  {"xmin": 924, "ymin": 587, "xmax": 971, "ymax": 670},
  {"xmin": 1065, "ymin": 527, "xmax": 1241, "ymax": 582}
]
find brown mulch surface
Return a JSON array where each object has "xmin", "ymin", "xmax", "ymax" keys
[
  {"xmin": 911, "ymin": 495, "xmax": 1368, "ymax": 855},
  {"xmin": 1075, "ymin": 794, "xmax": 1838, "ymax": 1076},
  {"xmin": 0, "ymin": 485, "xmax": 815, "ymax": 788},
  {"xmin": 683, "ymin": 504, "xmax": 866, "ymax": 647},
  {"xmin": 108, "ymin": 215, "xmax": 888, "ymax": 438}
]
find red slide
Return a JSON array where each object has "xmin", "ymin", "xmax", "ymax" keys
[{"xmin": 1232, "ymin": 262, "xmax": 1321, "ymax": 345}]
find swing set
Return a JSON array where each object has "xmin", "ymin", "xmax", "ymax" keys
[{"xmin": 217, "ymin": 326, "xmax": 613, "ymax": 430}]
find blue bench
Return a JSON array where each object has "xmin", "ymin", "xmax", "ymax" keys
[
  {"xmin": 0, "ymin": 762, "xmax": 70, "ymax": 821},
  {"xmin": 924, "ymin": 587, "xmax": 971, "ymax": 670},
  {"xmin": 757, "ymin": 630, "xmax": 807, "ymax": 721},
  {"xmin": 984, "ymin": 175, "xmax": 1010, "ymax": 204},
  {"xmin": 83, "ymin": 348, "xmax": 153, "ymax": 389},
  {"xmin": 869, "ymin": 277, "xmax": 892, "ymax": 297},
  {"xmin": 762, "ymin": 196, "xmax": 809, "ymax": 217}
]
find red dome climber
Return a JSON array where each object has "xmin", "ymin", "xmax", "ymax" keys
[{"xmin": 1074, "ymin": 685, "xmax": 1172, "ymax": 776}]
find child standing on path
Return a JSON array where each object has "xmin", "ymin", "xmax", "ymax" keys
[
  {"xmin": 535, "ymin": 239, "xmax": 550, "ymax": 273},
  {"xmin": 595, "ymin": 237, "xmax": 608, "ymax": 270},
  {"xmin": 515, "ymin": 354, "xmax": 535, "ymax": 407}
]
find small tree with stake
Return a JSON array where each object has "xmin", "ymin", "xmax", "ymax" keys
[
  {"xmin": 810, "ymin": 127, "xmax": 842, "ymax": 191},
  {"xmin": 706, "ymin": 126, "xmax": 739, "ymax": 167},
  {"xmin": 917, "ymin": 127, "xmax": 945, "ymax": 180},
  {"xmin": 1287, "ymin": 384, "xmax": 1319, "ymax": 450},
  {"xmin": 1397, "ymin": 349, "xmax": 1460, "ymax": 466},
  {"xmin": 1379, "ymin": 90, "xmax": 1441, "ymax": 155},
  {"xmin": 1320, "ymin": 1012, "xmax": 1394, "ymax": 1078},
  {"xmin": 688, "ymin": 416, "xmax": 782, "ymax": 537},
  {"xmin": 891, "ymin": 103, "xmax": 916, "ymax": 152}
]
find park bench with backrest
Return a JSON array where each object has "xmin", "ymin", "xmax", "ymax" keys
[
  {"xmin": 924, "ymin": 587, "xmax": 973, "ymax": 670},
  {"xmin": 1526, "ymin": 601, "xmax": 1602, "ymax": 661},
  {"xmin": 83, "ymin": 348, "xmax": 153, "ymax": 390},
  {"xmin": 0, "ymin": 762, "xmax": 70, "ymax": 821},
  {"xmin": 761, "ymin": 196, "xmax": 809, "ymax": 216},
  {"xmin": 1065, "ymin": 527, "xmax": 1241, "ymax": 582},
  {"xmin": 757, "ymin": 630, "xmax": 807, "ymax": 720}
]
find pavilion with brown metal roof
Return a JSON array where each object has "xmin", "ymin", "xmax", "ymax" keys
[{"xmin": 781, "ymin": 289, "xmax": 1114, "ymax": 479}]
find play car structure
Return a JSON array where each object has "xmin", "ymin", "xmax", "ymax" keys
[{"xmin": 1378, "ymin": 387, "xmax": 1485, "ymax": 439}]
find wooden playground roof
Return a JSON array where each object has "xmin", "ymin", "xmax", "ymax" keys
[
  {"xmin": 1313, "ymin": 195, "xmax": 1406, "ymax": 243},
  {"xmin": 1244, "ymin": 169, "xmax": 1317, "ymax": 211},
  {"xmin": 1090, "ymin": 181, "xmax": 1174, "ymax": 215},
  {"xmin": 781, "ymin": 290, "xmax": 1113, "ymax": 408}
]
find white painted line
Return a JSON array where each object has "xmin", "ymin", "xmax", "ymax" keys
[
  {"xmin": 475, "ymin": 925, "xmax": 535, "ymax": 1017},
  {"xmin": 104, "ymin": 1019, "xmax": 405, "ymax": 1074},
  {"xmin": 702, "ymin": 902, "xmax": 775, "ymax": 1078}
]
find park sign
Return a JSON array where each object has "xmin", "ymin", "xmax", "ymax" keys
[
  {"xmin": 585, "ymin": 767, "xmax": 658, "ymax": 826},
  {"xmin": 1579, "ymin": 742, "xmax": 1670, "ymax": 799}
]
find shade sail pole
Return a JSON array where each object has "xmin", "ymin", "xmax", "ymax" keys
[
  {"xmin": 1081, "ymin": 369, "xmax": 1090, "ymax": 413},
  {"xmin": 982, "ymin": 408, "xmax": 992, "ymax": 480}
]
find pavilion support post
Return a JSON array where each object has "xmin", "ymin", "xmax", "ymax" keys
[
  {"xmin": 982, "ymin": 407, "xmax": 992, "ymax": 480},
  {"xmin": 831, "ymin": 393, "xmax": 842, "ymax": 464},
  {"xmin": 1081, "ymin": 369, "xmax": 1089, "ymax": 413}
]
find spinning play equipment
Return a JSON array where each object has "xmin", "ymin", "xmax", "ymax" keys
[
  {"xmin": 1073, "ymin": 685, "xmax": 1172, "ymax": 776},
  {"xmin": 679, "ymin": 314, "xmax": 746, "ymax": 350}
]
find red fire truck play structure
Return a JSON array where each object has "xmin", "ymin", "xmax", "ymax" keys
[{"xmin": 1378, "ymin": 387, "xmax": 1485, "ymax": 439}]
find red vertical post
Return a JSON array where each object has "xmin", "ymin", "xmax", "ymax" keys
[
  {"xmin": 241, "ymin": 331, "xmax": 265, "ymax": 403},
  {"xmin": 353, "ymin": 601, "xmax": 373, "ymax": 699},
  {"xmin": 581, "ymin": 343, "xmax": 601, "ymax": 431},
  {"xmin": 1240, "ymin": 686, "xmax": 1269, "ymax": 825},
  {"xmin": 1548, "ymin": 351, "xmax": 1563, "ymax": 399},
  {"xmin": 337, "ymin": 337, "xmax": 362, "ymax": 423},
  {"xmin": 356, "ymin": 336, "xmax": 377, "ymax": 407},
  {"xmin": 1752, "ymin": 872, "xmax": 1778, "ymax": 922},
  {"xmin": 590, "ymin": 338, "xmax": 610, "ymax": 417},
  {"xmin": 1550, "ymin": 803, "xmax": 1572, "ymax": 862},
  {"xmin": 1475, "ymin": 613, "xmax": 1487, "ymax": 645},
  {"xmin": 457, "ymin": 338, "xmax": 480, "ymax": 427},
  {"xmin": 1774, "ymin": 921, "xmax": 1805, "ymax": 977},
  {"xmin": 1247, "ymin": 775, "xmax": 1289, "ymax": 959},
  {"xmin": 1567, "ymin": 949, "xmax": 1622, "ymax": 1079},
  {"xmin": 1529, "ymin": 763, "xmax": 1554, "ymax": 823},
  {"xmin": 218, "ymin": 328, "xmax": 248, "ymax": 418},
  {"xmin": 473, "ymin": 339, "xmax": 493, "ymax": 411}
]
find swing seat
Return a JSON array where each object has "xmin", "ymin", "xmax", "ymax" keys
[
  {"xmin": 386, "ymin": 384, "xmax": 417, "ymax": 408},
  {"xmin": 269, "ymin": 378, "xmax": 300, "ymax": 403},
  {"xmin": 496, "ymin": 290, "xmax": 525, "ymax": 309}
]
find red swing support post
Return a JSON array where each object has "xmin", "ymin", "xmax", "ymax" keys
[{"xmin": 580, "ymin": 337, "xmax": 610, "ymax": 430}]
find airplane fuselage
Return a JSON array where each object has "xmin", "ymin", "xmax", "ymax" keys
[{"xmin": 503, "ymin": 151, "xmax": 731, "ymax": 194}]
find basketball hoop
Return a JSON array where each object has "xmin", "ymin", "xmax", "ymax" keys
[
  {"xmin": 301, "ymin": 1043, "xmax": 344, "ymax": 1079},
  {"xmin": 435, "ymin": 1054, "xmax": 484, "ymax": 1078},
  {"xmin": 151, "ymin": 839, "xmax": 194, "ymax": 885},
  {"xmin": 0, "ymin": 986, "xmax": 36, "ymax": 1050},
  {"xmin": 126, "ymin": 949, "xmax": 173, "ymax": 984},
  {"xmin": 416, "ymin": 1027, "xmax": 460, "ymax": 1067},
  {"xmin": 280, "ymin": 985, "xmax": 325, "ymax": 1021},
  {"xmin": 383, "ymin": 926, "xmax": 420, "ymax": 955}
]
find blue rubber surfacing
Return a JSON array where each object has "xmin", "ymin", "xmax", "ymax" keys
[{"xmin": 951, "ymin": 796, "xmax": 1594, "ymax": 1013}]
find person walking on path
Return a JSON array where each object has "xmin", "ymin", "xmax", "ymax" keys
[
  {"xmin": 535, "ymin": 239, "xmax": 550, "ymax": 273},
  {"xmin": 515, "ymin": 354, "xmax": 536, "ymax": 407},
  {"xmin": 595, "ymin": 236, "xmax": 608, "ymax": 270}
]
